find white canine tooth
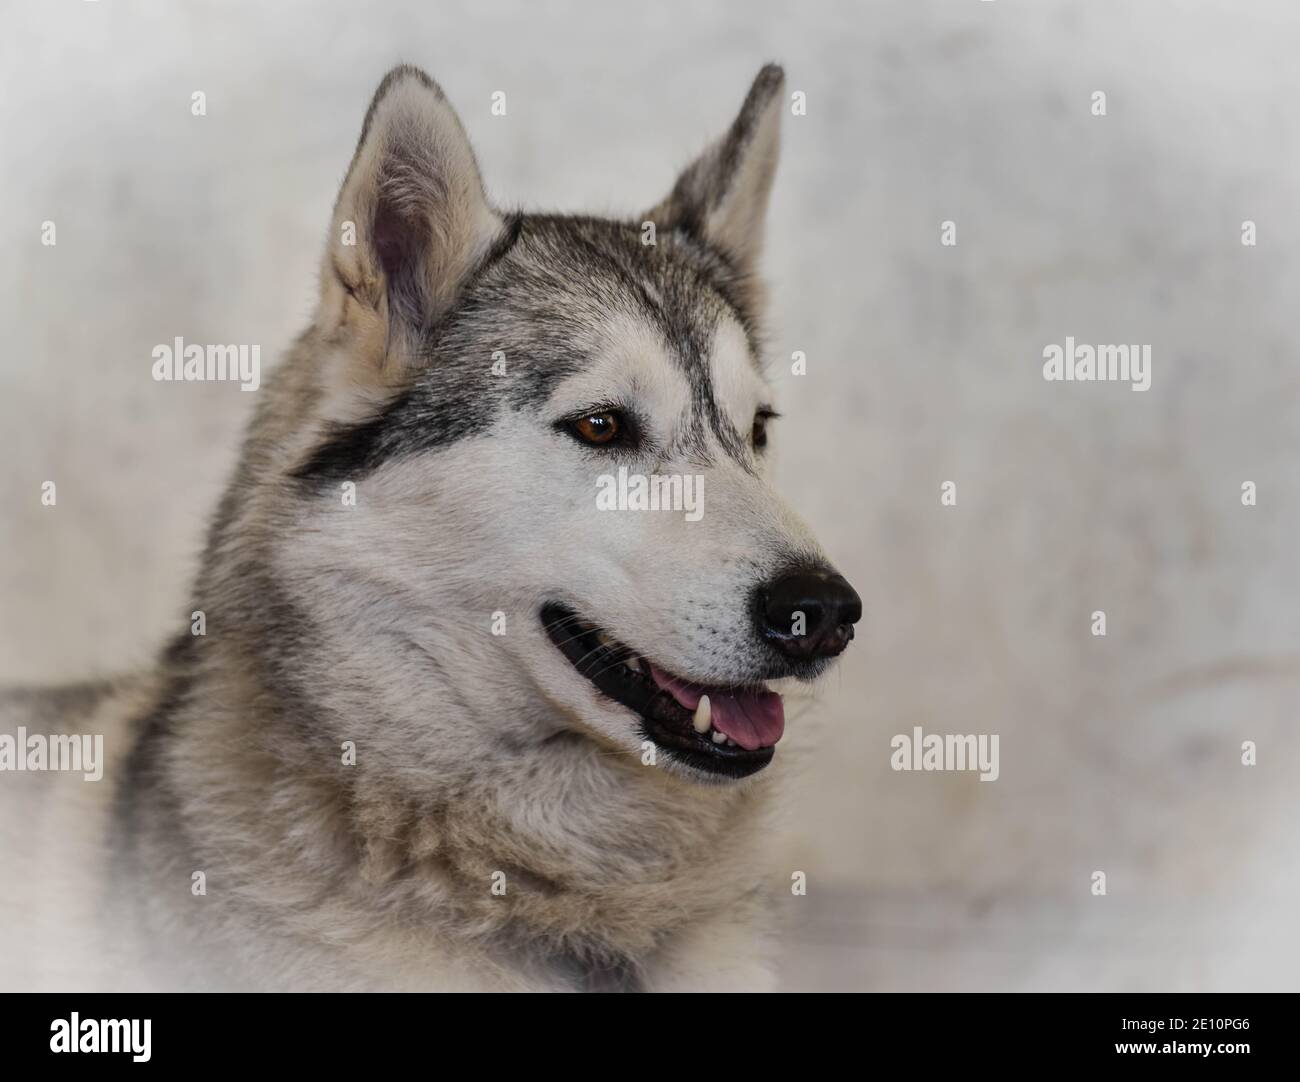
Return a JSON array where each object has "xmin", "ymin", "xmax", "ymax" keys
[
  {"xmin": 692, "ymin": 695, "xmax": 712, "ymax": 734},
  {"xmin": 625, "ymin": 656, "xmax": 641, "ymax": 673},
  {"xmin": 712, "ymin": 729, "xmax": 727, "ymax": 745}
]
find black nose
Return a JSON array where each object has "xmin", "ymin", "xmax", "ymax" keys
[{"xmin": 759, "ymin": 568, "xmax": 862, "ymax": 660}]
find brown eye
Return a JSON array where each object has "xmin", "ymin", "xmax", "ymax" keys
[
  {"xmin": 752, "ymin": 413, "xmax": 769, "ymax": 449},
  {"xmin": 570, "ymin": 411, "xmax": 622, "ymax": 446}
]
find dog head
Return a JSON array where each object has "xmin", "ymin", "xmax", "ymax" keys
[{"xmin": 268, "ymin": 65, "xmax": 860, "ymax": 784}]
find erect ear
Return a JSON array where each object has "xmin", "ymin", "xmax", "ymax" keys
[
  {"xmin": 648, "ymin": 63, "xmax": 785, "ymax": 278},
  {"xmin": 321, "ymin": 65, "xmax": 505, "ymax": 376}
]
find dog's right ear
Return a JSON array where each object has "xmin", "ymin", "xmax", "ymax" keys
[{"xmin": 319, "ymin": 65, "xmax": 505, "ymax": 380}]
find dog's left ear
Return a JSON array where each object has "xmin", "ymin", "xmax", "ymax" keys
[{"xmin": 648, "ymin": 64, "xmax": 785, "ymax": 278}]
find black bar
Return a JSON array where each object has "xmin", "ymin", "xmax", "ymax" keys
[{"xmin": 0, "ymin": 993, "xmax": 1290, "ymax": 1068}]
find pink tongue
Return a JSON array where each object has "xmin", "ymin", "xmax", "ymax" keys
[{"xmin": 648, "ymin": 665, "xmax": 785, "ymax": 751}]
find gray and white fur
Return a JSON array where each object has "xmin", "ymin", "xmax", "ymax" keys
[{"xmin": 0, "ymin": 63, "xmax": 860, "ymax": 992}]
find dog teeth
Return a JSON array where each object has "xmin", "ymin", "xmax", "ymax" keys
[
  {"xmin": 692, "ymin": 694, "xmax": 712, "ymax": 734},
  {"xmin": 595, "ymin": 631, "xmax": 614, "ymax": 649},
  {"xmin": 712, "ymin": 729, "xmax": 727, "ymax": 745},
  {"xmin": 624, "ymin": 656, "xmax": 641, "ymax": 673}
]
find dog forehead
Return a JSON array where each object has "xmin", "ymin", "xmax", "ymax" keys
[
  {"xmin": 596, "ymin": 310, "xmax": 688, "ymax": 395},
  {"xmin": 546, "ymin": 303, "xmax": 760, "ymax": 420},
  {"xmin": 491, "ymin": 215, "xmax": 758, "ymax": 370},
  {"xmin": 528, "ymin": 306, "xmax": 689, "ymax": 417}
]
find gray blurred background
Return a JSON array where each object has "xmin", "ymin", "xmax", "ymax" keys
[{"xmin": 2, "ymin": 0, "xmax": 1298, "ymax": 990}]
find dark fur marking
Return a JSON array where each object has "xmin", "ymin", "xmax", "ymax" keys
[{"xmin": 290, "ymin": 391, "xmax": 422, "ymax": 483}]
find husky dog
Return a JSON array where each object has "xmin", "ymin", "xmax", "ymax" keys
[{"xmin": 0, "ymin": 63, "xmax": 860, "ymax": 992}]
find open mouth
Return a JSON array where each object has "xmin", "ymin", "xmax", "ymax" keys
[{"xmin": 540, "ymin": 603, "xmax": 783, "ymax": 779}]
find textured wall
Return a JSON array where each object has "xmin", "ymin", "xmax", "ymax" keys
[{"xmin": 1, "ymin": 0, "xmax": 1297, "ymax": 990}]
